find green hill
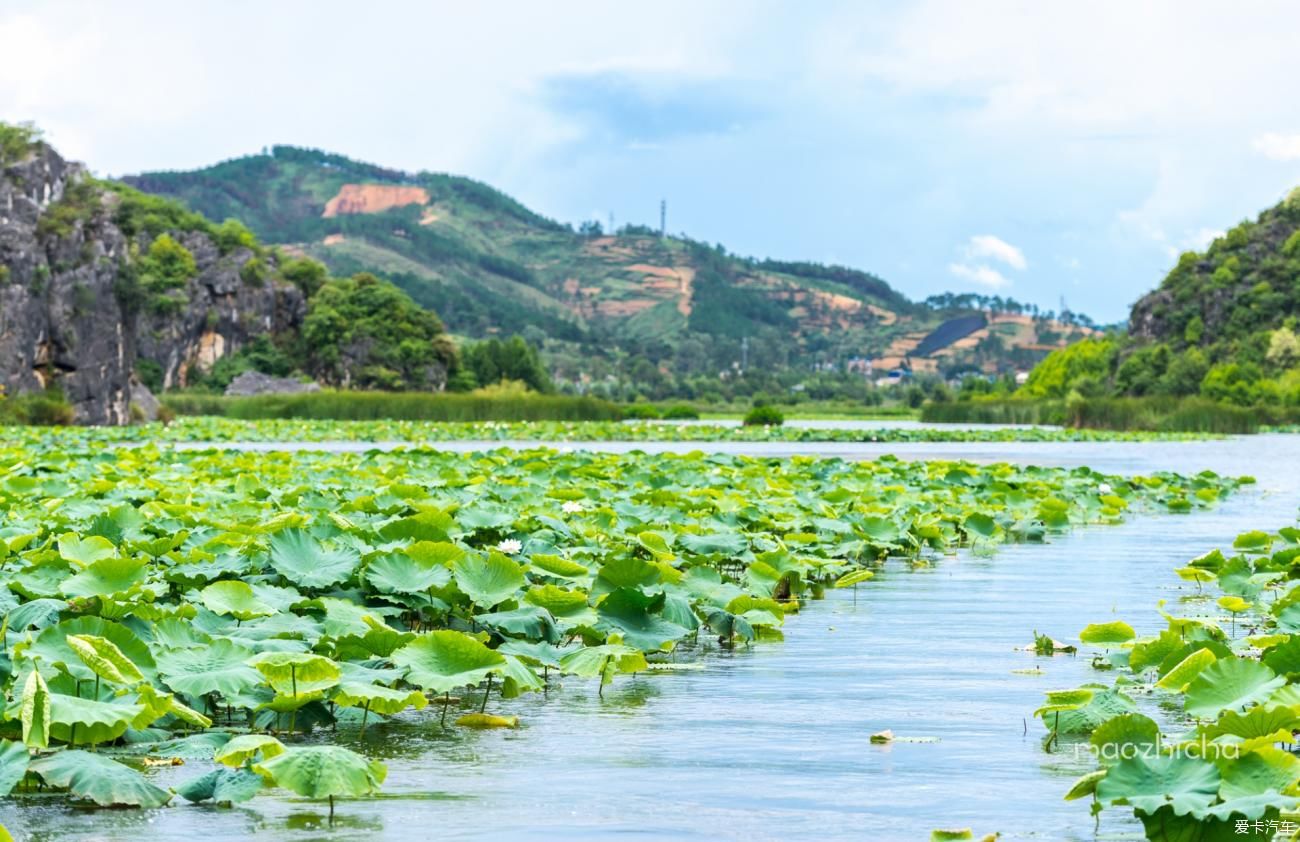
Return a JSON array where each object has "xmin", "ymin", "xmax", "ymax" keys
[
  {"xmin": 125, "ymin": 146, "xmax": 1092, "ymax": 396},
  {"xmin": 1018, "ymin": 186, "xmax": 1300, "ymax": 405}
]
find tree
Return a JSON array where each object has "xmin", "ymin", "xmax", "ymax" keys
[
  {"xmin": 300, "ymin": 273, "xmax": 457, "ymax": 390},
  {"xmin": 458, "ymin": 335, "xmax": 552, "ymax": 393}
]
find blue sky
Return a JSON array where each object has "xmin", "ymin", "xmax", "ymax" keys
[{"xmin": 4, "ymin": 1, "xmax": 1300, "ymax": 322}]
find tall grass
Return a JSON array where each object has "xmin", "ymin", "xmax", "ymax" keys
[
  {"xmin": 162, "ymin": 390, "xmax": 622, "ymax": 422},
  {"xmin": 922, "ymin": 396, "xmax": 1271, "ymax": 434}
]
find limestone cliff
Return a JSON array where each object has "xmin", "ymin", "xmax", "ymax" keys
[{"xmin": 0, "ymin": 137, "xmax": 304, "ymax": 423}]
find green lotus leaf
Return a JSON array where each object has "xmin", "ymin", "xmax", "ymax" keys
[
  {"xmin": 834, "ymin": 569, "xmax": 875, "ymax": 588},
  {"xmin": 724, "ymin": 595, "xmax": 784, "ymax": 627},
  {"xmin": 216, "ymin": 734, "xmax": 286, "ymax": 767},
  {"xmin": 1261, "ymin": 635, "xmax": 1300, "ymax": 676},
  {"xmin": 391, "ymin": 630, "xmax": 505, "ymax": 694},
  {"xmin": 332, "ymin": 681, "xmax": 428, "ymax": 716},
  {"xmin": 131, "ymin": 683, "xmax": 212, "ymax": 730},
  {"xmin": 155, "ymin": 638, "xmax": 261, "ymax": 698},
  {"xmin": 498, "ymin": 654, "xmax": 544, "ymax": 699},
  {"xmin": 475, "ymin": 605, "xmax": 561, "ymax": 643},
  {"xmin": 558, "ymin": 643, "xmax": 648, "ymax": 685},
  {"xmin": 248, "ymin": 652, "xmax": 341, "ymax": 695},
  {"xmin": 681, "ymin": 567, "xmax": 745, "ymax": 607},
  {"xmin": 1096, "ymin": 754, "xmax": 1220, "ymax": 816},
  {"xmin": 176, "ymin": 766, "xmax": 263, "ymax": 805},
  {"xmin": 66, "ymin": 634, "xmax": 145, "ymax": 686},
  {"xmin": 129, "ymin": 731, "xmax": 231, "ymax": 760},
  {"xmin": 1156, "ymin": 647, "xmax": 1218, "ymax": 692},
  {"xmin": 1233, "ymin": 530, "xmax": 1273, "ymax": 552},
  {"xmin": 1035, "ymin": 688, "xmax": 1094, "ymax": 718},
  {"xmin": 1218, "ymin": 746, "xmax": 1300, "ymax": 800},
  {"xmin": 24, "ymin": 617, "xmax": 156, "ymax": 683},
  {"xmin": 200, "ymin": 580, "xmax": 275, "ymax": 620},
  {"xmin": 1208, "ymin": 705, "xmax": 1300, "ymax": 743},
  {"xmin": 5, "ymin": 598, "xmax": 68, "ymax": 633},
  {"xmin": 452, "ymin": 551, "xmax": 525, "ymax": 608},
  {"xmin": 591, "ymin": 556, "xmax": 661, "ymax": 598},
  {"xmin": 1051, "ymin": 687, "xmax": 1138, "ymax": 735},
  {"xmin": 269, "ymin": 529, "xmax": 360, "ymax": 589},
  {"xmin": 254, "ymin": 745, "xmax": 386, "ymax": 800},
  {"xmin": 57, "ymin": 534, "xmax": 116, "ymax": 568},
  {"xmin": 528, "ymin": 554, "xmax": 590, "ymax": 581},
  {"xmin": 31, "ymin": 750, "xmax": 170, "ymax": 807},
  {"xmin": 1089, "ymin": 713, "xmax": 1159, "ymax": 766},
  {"xmin": 930, "ymin": 831, "xmax": 976, "ymax": 842},
  {"xmin": 1185, "ymin": 657, "xmax": 1285, "ymax": 719},
  {"xmin": 963, "ymin": 512, "xmax": 999, "ymax": 539},
  {"xmin": 496, "ymin": 640, "xmax": 570, "ymax": 669},
  {"xmin": 1196, "ymin": 792, "xmax": 1300, "ymax": 820},
  {"xmin": 1063, "ymin": 768, "xmax": 1108, "ymax": 801},
  {"xmin": 0, "ymin": 740, "xmax": 30, "ymax": 796},
  {"xmin": 677, "ymin": 531, "xmax": 747, "ymax": 557},
  {"xmin": 49, "ymin": 694, "xmax": 145, "ymax": 745},
  {"xmin": 597, "ymin": 588, "xmax": 690, "ymax": 652},
  {"xmin": 364, "ymin": 553, "xmax": 450, "ymax": 595},
  {"xmin": 377, "ymin": 511, "xmax": 455, "ymax": 543},
  {"xmin": 59, "ymin": 555, "xmax": 148, "ymax": 599},
  {"xmin": 636, "ymin": 531, "xmax": 674, "ymax": 559},
  {"xmin": 1079, "ymin": 621, "xmax": 1136, "ymax": 646},
  {"xmin": 525, "ymin": 584, "xmax": 592, "ymax": 618},
  {"xmin": 21, "ymin": 669, "xmax": 51, "ymax": 749}
]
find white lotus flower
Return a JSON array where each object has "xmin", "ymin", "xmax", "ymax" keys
[
  {"xmin": 1098, "ymin": 482, "xmax": 1113, "ymax": 495},
  {"xmin": 562, "ymin": 500, "xmax": 584, "ymax": 514},
  {"xmin": 496, "ymin": 538, "xmax": 523, "ymax": 554}
]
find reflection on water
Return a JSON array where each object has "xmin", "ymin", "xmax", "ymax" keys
[{"xmin": 5, "ymin": 435, "xmax": 1299, "ymax": 841}]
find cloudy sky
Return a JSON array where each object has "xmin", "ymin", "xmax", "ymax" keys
[{"xmin": 4, "ymin": 1, "xmax": 1300, "ymax": 322}]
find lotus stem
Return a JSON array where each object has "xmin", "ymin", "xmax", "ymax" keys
[
  {"xmin": 360, "ymin": 702, "xmax": 370, "ymax": 736},
  {"xmin": 329, "ymin": 794, "xmax": 334, "ymax": 821},
  {"xmin": 289, "ymin": 664, "xmax": 298, "ymax": 736},
  {"xmin": 479, "ymin": 674, "xmax": 493, "ymax": 713},
  {"xmin": 441, "ymin": 692, "xmax": 450, "ymax": 727}
]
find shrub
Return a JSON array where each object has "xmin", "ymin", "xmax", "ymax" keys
[
  {"xmin": 743, "ymin": 405, "xmax": 784, "ymax": 426},
  {"xmin": 662, "ymin": 404, "xmax": 700, "ymax": 420},
  {"xmin": 622, "ymin": 403, "xmax": 661, "ymax": 419}
]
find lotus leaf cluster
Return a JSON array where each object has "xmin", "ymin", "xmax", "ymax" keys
[
  {"xmin": 1056, "ymin": 526, "xmax": 1300, "ymax": 837},
  {"xmin": 0, "ymin": 431, "xmax": 1240, "ymax": 814},
  {"xmin": 0, "ymin": 417, "xmax": 1219, "ymax": 447}
]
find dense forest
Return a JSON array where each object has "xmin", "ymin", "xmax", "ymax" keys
[{"xmin": 1017, "ymin": 186, "xmax": 1300, "ymax": 406}]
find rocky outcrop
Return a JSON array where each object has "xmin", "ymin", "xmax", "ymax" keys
[
  {"xmin": 132, "ymin": 232, "xmax": 305, "ymax": 391},
  {"xmin": 224, "ymin": 370, "xmax": 319, "ymax": 397},
  {"xmin": 0, "ymin": 140, "xmax": 305, "ymax": 424}
]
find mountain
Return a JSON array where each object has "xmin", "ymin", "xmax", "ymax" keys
[
  {"xmin": 0, "ymin": 125, "xmax": 304, "ymax": 423},
  {"xmin": 1019, "ymin": 187, "xmax": 1300, "ymax": 403},
  {"xmin": 124, "ymin": 146, "xmax": 1093, "ymax": 391}
]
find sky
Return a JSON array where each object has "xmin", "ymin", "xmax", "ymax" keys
[{"xmin": 4, "ymin": 1, "xmax": 1300, "ymax": 323}]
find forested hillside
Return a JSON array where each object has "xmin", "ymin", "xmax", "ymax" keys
[
  {"xmin": 1019, "ymin": 187, "xmax": 1300, "ymax": 405},
  {"xmin": 127, "ymin": 146, "xmax": 1092, "ymax": 399}
]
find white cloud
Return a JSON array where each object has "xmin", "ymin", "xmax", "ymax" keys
[
  {"xmin": 949, "ymin": 262, "xmax": 1011, "ymax": 289},
  {"xmin": 966, "ymin": 234, "xmax": 1027, "ymax": 270},
  {"xmin": 1254, "ymin": 132, "xmax": 1300, "ymax": 161}
]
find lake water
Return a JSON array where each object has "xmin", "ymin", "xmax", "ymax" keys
[{"xmin": 6, "ymin": 433, "xmax": 1300, "ymax": 841}]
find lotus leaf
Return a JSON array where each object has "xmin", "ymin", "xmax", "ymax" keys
[
  {"xmin": 268, "ymin": 529, "xmax": 360, "ymax": 589},
  {"xmin": 1185, "ymin": 658, "xmax": 1285, "ymax": 719},
  {"xmin": 392, "ymin": 630, "xmax": 505, "ymax": 694},
  {"xmin": 1096, "ymin": 754, "xmax": 1220, "ymax": 816},
  {"xmin": 31, "ymin": 750, "xmax": 171, "ymax": 808},
  {"xmin": 452, "ymin": 551, "xmax": 525, "ymax": 608}
]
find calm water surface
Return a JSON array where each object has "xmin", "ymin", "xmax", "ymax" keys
[{"xmin": 6, "ymin": 434, "xmax": 1300, "ymax": 841}]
